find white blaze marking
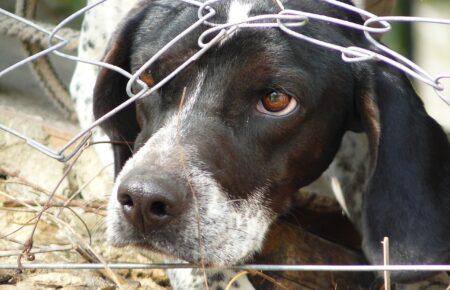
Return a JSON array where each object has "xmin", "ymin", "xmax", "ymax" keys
[
  {"xmin": 228, "ymin": 1, "xmax": 252, "ymax": 24},
  {"xmin": 220, "ymin": 1, "xmax": 252, "ymax": 45}
]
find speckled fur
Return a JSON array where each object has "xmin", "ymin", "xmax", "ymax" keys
[
  {"xmin": 71, "ymin": 0, "xmax": 448, "ymax": 289},
  {"xmin": 107, "ymin": 85, "xmax": 275, "ymax": 265},
  {"xmin": 167, "ymin": 267, "xmax": 255, "ymax": 290},
  {"xmin": 70, "ymin": 0, "xmax": 136, "ymax": 167}
]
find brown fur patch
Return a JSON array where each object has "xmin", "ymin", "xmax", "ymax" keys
[
  {"xmin": 249, "ymin": 207, "xmax": 371, "ymax": 289},
  {"xmin": 361, "ymin": 92, "xmax": 380, "ymax": 169}
]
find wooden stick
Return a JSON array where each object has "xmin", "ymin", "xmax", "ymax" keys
[{"xmin": 383, "ymin": 237, "xmax": 391, "ymax": 290}]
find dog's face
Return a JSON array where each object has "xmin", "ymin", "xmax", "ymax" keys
[
  {"xmin": 94, "ymin": 0, "xmax": 450, "ymax": 278},
  {"xmin": 100, "ymin": 0, "xmax": 361, "ymax": 265}
]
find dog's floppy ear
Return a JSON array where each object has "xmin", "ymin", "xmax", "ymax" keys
[
  {"xmin": 93, "ymin": 7, "xmax": 149, "ymax": 177},
  {"xmin": 355, "ymin": 64, "xmax": 450, "ymax": 282}
]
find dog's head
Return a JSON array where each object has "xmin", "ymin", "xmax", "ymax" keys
[{"xmin": 94, "ymin": 0, "xmax": 450, "ymax": 276}]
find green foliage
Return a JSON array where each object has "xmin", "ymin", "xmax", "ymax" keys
[
  {"xmin": 45, "ymin": 0, "xmax": 85, "ymax": 13},
  {"xmin": 383, "ymin": 0, "xmax": 413, "ymax": 59}
]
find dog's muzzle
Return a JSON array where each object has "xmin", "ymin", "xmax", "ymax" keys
[{"xmin": 107, "ymin": 119, "xmax": 275, "ymax": 265}]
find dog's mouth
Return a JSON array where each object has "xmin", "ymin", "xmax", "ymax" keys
[
  {"xmin": 107, "ymin": 144, "xmax": 277, "ymax": 265},
  {"xmin": 108, "ymin": 226, "xmax": 235, "ymax": 266},
  {"xmin": 132, "ymin": 240, "xmax": 222, "ymax": 267},
  {"xmin": 107, "ymin": 192, "xmax": 276, "ymax": 266}
]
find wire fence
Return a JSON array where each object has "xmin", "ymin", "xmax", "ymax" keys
[
  {"xmin": 0, "ymin": 0, "xmax": 449, "ymax": 163},
  {"xmin": 0, "ymin": 263, "xmax": 450, "ymax": 272},
  {"xmin": 2, "ymin": 260, "xmax": 449, "ymax": 288},
  {"xmin": 0, "ymin": 0, "xmax": 449, "ymax": 289}
]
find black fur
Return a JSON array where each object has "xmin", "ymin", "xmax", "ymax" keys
[
  {"xmin": 93, "ymin": 0, "xmax": 450, "ymax": 284},
  {"xmin": 358, "ymin": 65, "xmax": 450, "ymax": 282}
]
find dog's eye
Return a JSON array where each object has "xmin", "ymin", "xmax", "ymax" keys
[
  {"xmin": 139, "ymin": 72, "xmax": 154, "ymax": 87},
  {"xmin": 257, "ymin": 91, "xmax": 297, "ymax": 116}
]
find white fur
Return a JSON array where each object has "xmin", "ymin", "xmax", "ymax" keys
[
  {"xmin": 75, "ymin": 1, "xmax": 448, "ymax": 289},
  {"xmin": 73, "ymin": 1, "xmax": 369, "ymax": 289},
  {"xmin": 167, "ymin": 268, "xmax": 256, "ymax": 290},
  {"xmin": 220, "ymin": 1, "xmax": 253, "ymax": 45},
  {"xmin": 331, "ymin": 176, "xmax": 349, "ymax": 216},
  {"xmin": 107, "ymin": 77, "xmax": 274, "ymax": 264},
  {"xmin": 70, "ymin": 1, "xmax": 251, "ymax": 288},
  {"xmin": 228, "ymin": 1, "xmax": 252, "ymax": 24},
  {"xmin": 105, "ymin": 73, "xmax": 272, "ymax": 287},
  {"xmin": 74, "ymin": 2, "xmax": 360, "ymax": 288}
]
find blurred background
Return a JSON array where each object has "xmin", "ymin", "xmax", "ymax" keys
[
  {"xmin": 386, "ymin": 0, "xmax": 450, "ymax": 131},
  {"xmin": 0, "ymin": 0, "xmax": 449, "ymax": 130}
]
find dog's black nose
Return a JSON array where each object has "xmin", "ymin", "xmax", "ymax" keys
[{"xmin": 117, "ymin": 175, "xmax": 184, "ymax": 232}]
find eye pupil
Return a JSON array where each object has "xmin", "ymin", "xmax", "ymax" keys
[
  {"xmin": 268, "ymin": 92, "xmax": 279, "ymax": 102},
  {"xmin": 262, "ymin": 91, "xmax": 290, "ymax": 112}
]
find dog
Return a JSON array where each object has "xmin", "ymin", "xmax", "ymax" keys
[{"xmin": 71, "ymin": 0, "xmax": 450, "ymax": 289}]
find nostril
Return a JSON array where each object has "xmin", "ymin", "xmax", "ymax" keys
[
  {"xmin": 118, "ymin": 193, "xmax": 134, "ymax": 208},
  {"xmin": 150, "ymin": 201, "xmax": 168, "ymax": 217}
]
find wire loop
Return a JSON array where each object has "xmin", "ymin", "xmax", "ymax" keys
[{"xmin": 0, "ymin": 0, "xmax": 449, "ymax": 162}]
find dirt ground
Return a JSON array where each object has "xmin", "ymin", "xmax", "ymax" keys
[
  {"xmin": 0, "ymin": 106, "xmax": 172, "ymax": 289},
  {"xmin": 0, "ymin": 35, "xmax": 170, "ymax": 289}
]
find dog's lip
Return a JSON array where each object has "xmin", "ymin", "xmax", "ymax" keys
[
  {"xmin": 133, "ymin": 241, "xmax": 204, "ymax": 264},
  {"xmin": 114, "ymin": 239, "xmax": 243, "ymax": 268},
  {"xmin": 126, "ymin": 239, "xmax": 223, "ymax": 266},
  {"xmin": 110, "ymin": 239, "xmax": 184, "ymax": 262},
  {"xmin": 130, "ymin": 238, "xmax": 183, "ymax": 259}
]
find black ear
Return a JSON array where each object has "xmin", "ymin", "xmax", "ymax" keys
[
  {"xmin": 356, "ymin": 64, "xmax": 450, "ymax": 283},
  {"xmin": 93, "ymin": 8, "xmax": 149, "ymax": 177}
]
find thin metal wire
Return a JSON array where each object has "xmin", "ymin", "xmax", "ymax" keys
[
  {"xmin": 0, "ymin": 263, "xmax": 449, "ymax": 271},
  {"xmin": 0, "ymin": 0, "xmax": 449, "ymax": 276},
  {"xmin": 0, "ymin": 0, "xmax": 449, "ymax": 162}
]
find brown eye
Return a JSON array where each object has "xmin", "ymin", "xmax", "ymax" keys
[
  {"xmin": 262, "ymin": 92, "xmax": 290, "ymax": 112},
  {"xmin": 139, "ymin": 72, "xmax": 154, "ymax": 87},
  {"xmin": 257, "ymin": 91, "xmax": 297, "ymax": 116}
]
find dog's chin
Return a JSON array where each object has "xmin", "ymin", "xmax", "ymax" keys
[
  {"xmin": 135, "ymin": 240, "xmax": 249, "ymax": 266},
  {"xmin": 107, "ymin": 225, "xmax": 253, "ymax": 266},
  {"xmin": 133, "ymin": 242, "xmax": 210, "ymax": 265}
]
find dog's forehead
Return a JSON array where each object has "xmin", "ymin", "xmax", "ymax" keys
[
  {"xmin": 131, "ymin": 1, "xmax": 282, "ymax": 63},
  {"xmin": 130, "ymin": 0, "xmax": 360, "ymax": 71},
  {"xmin": 128, "ymin": 0, "xmax": 360, "ymax": 119}
]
